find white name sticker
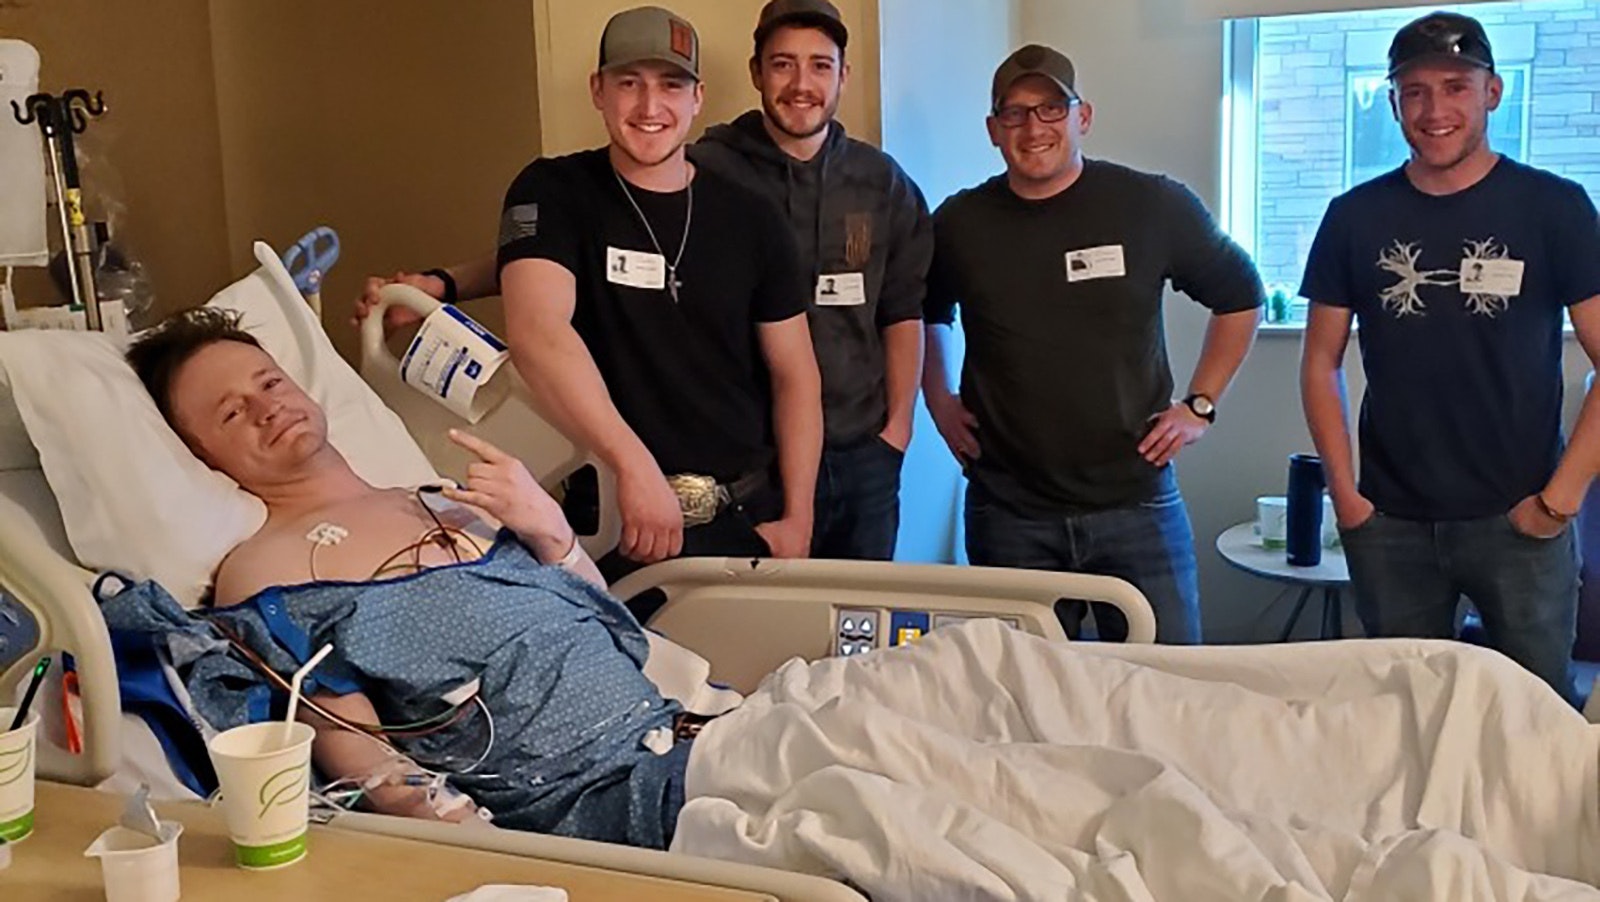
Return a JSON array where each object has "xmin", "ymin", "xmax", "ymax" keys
[
  {"xmin": 815, "ymin": 272, "xmax": 867, "ymax": 307},
  {"xmin": 1065, "ymin": 245, "xmax": 1127, "ymax": 283},
  {"xmin": 1459, "ymin": 257, "xmax": 1524, "ymax": 297},
  {"xmin": 606, "ymin": 246, "xmax": 667, "ymax": 290}
]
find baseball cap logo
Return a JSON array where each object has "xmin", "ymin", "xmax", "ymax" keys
[{"xmin": 670, "ymin": 19, "xmax": 694, "ymax": 60}]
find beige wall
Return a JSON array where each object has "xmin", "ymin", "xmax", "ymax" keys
[
  {"xmin": 0, "ymin": 0, "xmax": 231, "ymax": 317},
  {"xmin": 534, "ymin": 0, "xmax": 881, "ymax": 156},
  {"xmin": 207, "ymin": 0, "xmax": 542, "ymax": 361}
]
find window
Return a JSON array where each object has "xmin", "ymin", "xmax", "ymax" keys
[{"xmin": 1222, "ymin": 1, "xmax": 1600, "ymax": 329}]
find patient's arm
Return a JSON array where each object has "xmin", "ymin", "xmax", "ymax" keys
[
  {"xmin": 301, "ymin": 689, "xmax": 479, "ymax": 823},
  {"xmin": 442, "ymin": 428, "xmax": 606, "ymax": 588}
]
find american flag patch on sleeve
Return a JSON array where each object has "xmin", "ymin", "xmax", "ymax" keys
[{"xmin": 498, "ymin": 203, "xmax": 539, "ymax": 247}]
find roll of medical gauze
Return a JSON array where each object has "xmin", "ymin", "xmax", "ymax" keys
[
  {"xmin": 398, "ymin": 305, "xmax": 511, "ymax": 423},
  {"xmin": 0, "ymin": 41, "xmax": 48, "ymax": 268}
]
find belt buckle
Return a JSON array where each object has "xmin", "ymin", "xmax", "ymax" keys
[{"xmin": 667, "ymin": 474, "xmax": 727, "ymax": 527}]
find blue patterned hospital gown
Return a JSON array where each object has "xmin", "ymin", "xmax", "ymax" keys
[{"xmin": 98, "ymin": 531, "xmax": 690, "ymax": 849}]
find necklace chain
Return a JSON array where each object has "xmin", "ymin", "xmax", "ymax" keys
[{"xmin": 613, "ymin": 163, "xmax": 693, "ymax": 302}]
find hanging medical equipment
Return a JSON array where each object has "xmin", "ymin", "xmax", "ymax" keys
[{"xmin": 10, "ymin": 87, "xmax": 108, "ymax": 330}]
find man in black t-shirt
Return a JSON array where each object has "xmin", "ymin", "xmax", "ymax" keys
[
  {"xmin": 923, "ymin": 45, "xmax": 1264, "ymax": 644},
  {"xmin": 494, "ymin": 7, "xmax": 822, "ymax": 585},
  {"xmin": 1300, "ymin": 13, "xmax": 1600, "ymax": 701}
]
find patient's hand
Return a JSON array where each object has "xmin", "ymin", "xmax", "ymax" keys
[
  {"xmin": 441, "ymin": 429, "xmax": 573, "ymax": 561},
  {"xmin": 352, "ymin": 271, "xmax": 433, "ymax": 333}
]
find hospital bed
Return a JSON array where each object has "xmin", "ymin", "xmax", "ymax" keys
[{"xmin": 0, "ymin": 242, "xmax": 1157, "ymax": 899}]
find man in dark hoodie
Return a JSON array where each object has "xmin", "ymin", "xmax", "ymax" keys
[{"xmin": 689, "ymin": 0, "xmax": 933, "ymax": 561}]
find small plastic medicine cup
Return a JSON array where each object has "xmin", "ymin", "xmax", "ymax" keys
[{"xmin": 84, "ymin": 821, "xmax": 183, "ymax": 902}]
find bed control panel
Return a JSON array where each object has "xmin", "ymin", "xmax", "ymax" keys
[
  {"xmin": 834, "ymin": 608, "xmax": 1023, "ymax": 658},
  {"xmin": 835, "ymin": 609, "xmax": 880, "ymax": 657},
  {"xmin": 0, "ymin": 591, "xmax": 41, "ymax": 673},
  {"xmin": 888, "ymin": 610, "xmax": 930, "ymax": 646}
]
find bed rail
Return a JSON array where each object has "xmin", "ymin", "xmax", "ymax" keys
[
  {"xmin": 0, "ymin": 473, "xmax": 121, "ymax": 785},
  {"xmin": 613, "ymin": 556, "xmax": 1157, "ymax": 693}
]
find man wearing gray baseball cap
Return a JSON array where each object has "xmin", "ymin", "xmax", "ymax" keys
[
  {"xmin": 1300, "ymin": 11, "xmax": 1600, "ymax": 701},
  {"xmin": 691, "ymin": 0, "xmax": 932, "ymax": 563},
  {"xmin": 923, "ymin": 44, "xmax": 1264, "ymax": 644},
  {"xmin": 491, "ymin": 6, "xmax": 822, "ymax": 596}
]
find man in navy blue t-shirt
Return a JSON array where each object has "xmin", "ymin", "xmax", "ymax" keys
[{"xmin": 1300, "ymin": 12, "xmax": 1600, "ymax": 701}]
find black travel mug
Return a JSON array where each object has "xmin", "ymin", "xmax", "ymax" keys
[{"xmin": 1286, "ymin": 453, "xmax": 1325, "ymax": 567}]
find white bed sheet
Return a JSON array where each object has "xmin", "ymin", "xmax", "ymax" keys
[{"xmin": 679, "ymin": 620, "xmax": 1600, "ymax": 902}]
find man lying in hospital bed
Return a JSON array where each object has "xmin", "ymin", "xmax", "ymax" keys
[{"xmin": 80, "ymin": 304, "xmax": 1600, "ymax": 901}]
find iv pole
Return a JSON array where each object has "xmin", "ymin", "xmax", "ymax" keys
[{"xmin": 11, "ymin": 89, "xmax": 107, "ymax": 330}]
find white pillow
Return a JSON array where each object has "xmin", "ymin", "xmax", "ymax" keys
[
  {"xmin": 0, "ymin": 329, "xmax": 263, "ymax": 607},
  {"xmin": 0, "ymin": 241, "xmax": 436, "ymax": 607}
]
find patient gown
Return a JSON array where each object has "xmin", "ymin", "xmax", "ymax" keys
[{"xmin": 98, "ymin": 531, "xmax": 689, "ymax": 849}]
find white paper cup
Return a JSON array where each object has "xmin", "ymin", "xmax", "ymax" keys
[
  {"xmin": 0, "ymin": 708, "xmax": 38, "ymax": 843},
  {"xmin": 206, "ymin": 722, "xmax": 315, "ymax": 869},
  {"xmin": 1255, "ymin": 496, "xmax": 1289, "ymax": 549},
  {"xmin": 84, "ymin": 822, "xmax": 183, "ymax": 902}
]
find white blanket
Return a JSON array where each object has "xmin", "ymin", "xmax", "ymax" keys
[{"xmin": 675, "ymin": 620, "xmax": 1600, "ymax": 901}]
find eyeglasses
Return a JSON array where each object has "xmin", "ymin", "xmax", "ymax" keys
[{"xmin": 993, "ymin": 97, "xmax": 1079, "ymax": 128}]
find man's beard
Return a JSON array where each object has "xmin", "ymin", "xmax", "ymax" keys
[{"xmin": 762, "ymin": 93, "xmax": 837, "ymax": 140}]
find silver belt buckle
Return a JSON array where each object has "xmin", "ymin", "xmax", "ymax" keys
[{"xmin": 667, "ymin": 474, "xmax": 728, "ymax": 527}]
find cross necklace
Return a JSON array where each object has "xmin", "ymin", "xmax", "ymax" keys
[{"xmin": 613, "ymin": 163, "xmax": 693, "ymax": 303}]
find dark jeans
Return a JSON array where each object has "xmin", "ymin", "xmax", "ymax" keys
[
  {"xmin": 963, "ymin": 468, "xmax": 1202, "ymax": 644},
  {"xmin": 812, "ymin": 435, "xmax": 904, "ymax": 561},
  {"xmin": 1340, "ymin": 511, "xmax": 1580, "ymax": 703},
  {"xmin": 599, "ymin": 483, "xmax": 782, "ymax": 624}
]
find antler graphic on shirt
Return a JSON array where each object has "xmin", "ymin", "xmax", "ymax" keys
[{"xmin": 1377, "ymin": 241, "xmax": 1456, "ymax": 317}]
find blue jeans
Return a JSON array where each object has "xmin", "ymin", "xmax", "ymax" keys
[
  {"xmin": 963, "ymin": 469, "xmax": 1202, "ymax": 644},
  {"xmin": 1340, "ymin": 511, "xmax": 1580, "ymax": 702},
  {"xmin": 812, "ymin": 435, "xmax": 904, "ymax": 561}
]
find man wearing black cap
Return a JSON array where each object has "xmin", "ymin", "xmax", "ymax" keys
[
  {"xmin": 923, "ymin": 44, "xmax": 1264, "ymax": 644},
  {"xmin": 690, "ymin": 0, "xmax": 933, "ymax": 562},
  {"xmin": 1300, "ymin": 12, "xmax": 1600, "ymax": 700},
  {"xmin": 491, "ymin": 7, "xmax": 823, "ymax": 587}
]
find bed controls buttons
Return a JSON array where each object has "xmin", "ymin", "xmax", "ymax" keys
[
  {"xmin": 835, "ymin": 609, "xmax": 881, "ymax": 658},
  {"xmin": 888, "ymin": 610, "xmax": 931, "ymax": 647}
]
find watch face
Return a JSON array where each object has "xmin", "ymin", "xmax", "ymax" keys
[{"xmin": 1191, "ymin": 396, "xmax": 1215, "ymax": 416}]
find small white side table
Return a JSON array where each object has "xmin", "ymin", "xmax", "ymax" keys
[{"xmin": 1216, "ymin": 522, "xmax": 1350, "ymax": 640}]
